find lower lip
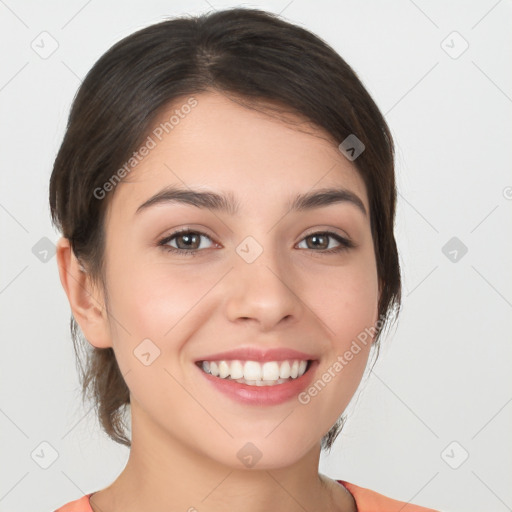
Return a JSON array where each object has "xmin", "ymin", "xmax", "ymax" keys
[{"xmin": 196, "ymin": 361, "xmax": 318, "ymax": 405}]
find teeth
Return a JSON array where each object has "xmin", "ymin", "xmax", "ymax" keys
[
  {"xmin": 235, "ymin": 377, "xmax": 289, "ymax": 386},
  {"xmin": 209, "ymin": 361, "xmax": 219, "ymax": 377},
  {"xmin": 230, "ymin": 360, "xmax": 244, "ymax": 379},
  {"xmin": 244, "ymin": 361, "xmax": 261, "ymax": 381},
  {"xmin": 279, "ymin": 360, "xmax": 291, "ymax": 379},
  {"xmin": 290, "ymin": 360, "xmax": 299, "ymax": 378},
  {"xmin": 200, "ymin": 359, "xmax": 309, "ymax": 385},
  {"xmin": 218, "ymin": 360, "xmax": 230, "ymax": 378},
  {"xmin": 262, "ymin": 362, "xmax": 279, "ymax": 380}
]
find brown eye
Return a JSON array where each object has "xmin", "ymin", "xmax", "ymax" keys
[
  {"xmin": 173, "ymin": 232, "xmax": 201, "ymax": 250},
  {"xmin": 298, "ymin": 232, "xmax": 354, "ymax": 254},
  {"xmin": 159, "ymin": 229, "xmax": 215, "ymax": 256},
  {"xmin": 305, "ymin": 233, "xmax": 330, "ymax": 250}
]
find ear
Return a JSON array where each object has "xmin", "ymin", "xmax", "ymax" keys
[{"xmin": 56, "ymin": 237, "xmax": 112, "ymax": 348}]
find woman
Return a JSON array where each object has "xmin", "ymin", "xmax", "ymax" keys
[{"xmin": 51, "ymin": 7, "xmax": 439, "ymax": 511}]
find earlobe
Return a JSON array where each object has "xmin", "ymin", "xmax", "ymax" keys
[{"xmin": 55, "ymin": 237, "xmax": 112, "ymax": 349}]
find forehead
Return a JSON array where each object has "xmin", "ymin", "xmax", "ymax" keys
[{"xmin": 107, "ymin": 91, "xmax": 368, "ymax": 219}]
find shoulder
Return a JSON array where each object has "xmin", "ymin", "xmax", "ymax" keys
[
  {"xmin": 53, "ymin": 483, "xmax": 441, "ymax": 512},
  {"xmin": 53, "ymin": 493, "xmax": 94, "ymax": 512},
  {"xmin": 337, "ymin": 480, "xmax": 441, "ymax": 512}
]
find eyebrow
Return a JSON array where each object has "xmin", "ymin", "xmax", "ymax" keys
[{"xmin": 135, "ymin": 185, "xmax": 367, "ymax": 217}]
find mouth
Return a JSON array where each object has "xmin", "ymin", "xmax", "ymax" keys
[{"xmin": 196, "ymin": 359, "xmax": 312, "ymax": 386}]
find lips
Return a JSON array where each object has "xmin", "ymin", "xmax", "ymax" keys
[
  {"xmin": 194, "ymin": 347, "xmax": 318, "ymax": 405},
  {"xmin": 194, "ymin": 347, "xmax": 316, "ymax": 363}
]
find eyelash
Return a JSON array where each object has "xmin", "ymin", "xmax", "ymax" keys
[{"xmin": 157, "ymin": 228, "xmax": 355, "ymax": 257}]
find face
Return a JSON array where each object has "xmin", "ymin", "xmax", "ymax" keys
[{"xmin": 94, "ymin": 91, "xmax": 380, "ymax": 468}]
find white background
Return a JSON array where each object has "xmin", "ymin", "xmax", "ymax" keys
[{"xmin": 0, "ymin": 1, "xmax": 511, "ymax": 511}]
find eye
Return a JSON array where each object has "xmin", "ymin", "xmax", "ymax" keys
[
  {"xmin": 297, "ymin": 231, "xmax": 355, "ymax": 254},
  {"xmin": 158, "ymin": 229, "xmax": 355, "ymax": 257},
  {"xmin": 158, "ymin": 229, "xmax": 216, "ymax": 257}
]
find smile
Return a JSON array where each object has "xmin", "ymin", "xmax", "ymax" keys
[{"xmin": 198, "ymin": 359, "xmax": 310, "ymax": 386}]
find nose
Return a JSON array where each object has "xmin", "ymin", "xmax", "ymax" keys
[{"xmin": 223, "ymin": 240, "xmax": 304, "ymax": 332}]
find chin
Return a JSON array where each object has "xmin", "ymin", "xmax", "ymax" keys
[{"xmin": 201, "ymin": 433, "xmax": 317, "ymax": 471}]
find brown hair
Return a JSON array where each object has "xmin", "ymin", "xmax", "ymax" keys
[{"xmin": 49, "ymin": 7, "xmax": 401, "ymax": 451}]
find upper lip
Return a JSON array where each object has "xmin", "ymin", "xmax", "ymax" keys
[{"xmin": 195, "ymin": 347, "xmax": 317, "ymax": 363}]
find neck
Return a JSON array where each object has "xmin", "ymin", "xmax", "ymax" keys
[{"xmin": 90, "ymin": 401, "xmax": 355, "ymax": 512}]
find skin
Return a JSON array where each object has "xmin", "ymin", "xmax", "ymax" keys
[{"xmin": 57, "ymin": 91, "xmax": 381, "ymax": 512}]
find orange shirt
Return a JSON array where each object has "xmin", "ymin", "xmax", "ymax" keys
[{"xmin": 54, "ymin": 480, "xmax": 440, "ymax": 511}]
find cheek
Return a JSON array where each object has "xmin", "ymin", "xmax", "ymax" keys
[
  {"xmin": 299, "ymin": 252, "xmax": 379, "ymax": 413},
  {"xmin": 307, "ymin": 251, "xmax": 379, "ymax": 344},
  {"xmin": 104, "ymin": 262, "xmax": 217, "ymax": 426},
  {"xmin": 104, "ymin": 253, "xmax": 229, "ymax": 387},
  {"xmin": 107, "ymin": 252, "xmax": 220, "ymax": 338}
]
